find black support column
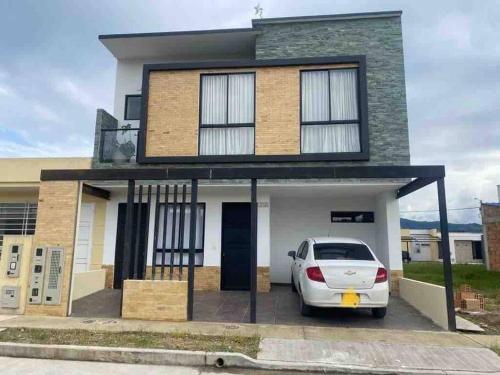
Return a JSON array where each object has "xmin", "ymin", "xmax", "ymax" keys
[
  {"xmin": 187, "ymin": 179, "xmax": 198, "ymax": 321},
  {"xmin": 437, "ymin": 177, "xmax": 457, "ymax": 331},
  {"xmin": 250, "ymin": 178, "xmax": 258, "ymax": 323},
  {"xmin": 123, "ymin": 179, "xmax": 135, "ymax": 281}
]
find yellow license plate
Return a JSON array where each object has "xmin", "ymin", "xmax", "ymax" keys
[{"xmin": 341, "ymin": 291, "xmax": 360, "ymax": 307}]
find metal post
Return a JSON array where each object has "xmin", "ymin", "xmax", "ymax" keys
[
  {"xmin": 133, "ymin": 184, "xmax": 143, "ymax": 279},
  {"xmin": 161, "ymin": 185, "xmax": 169, "ymax": 280},
  {"xmin": 178, "ymin": 184, "xmax": 187, "ymax": 279},
  {"xmin": 142, "ymin": 185, "xmax": 152, "ymax": 279},
  {"xmin": 187, "ymin": 179, "xmax": 198, "ymax": 321},
  {"xmin": 250, "ymin": 178, "xmax": 258, "ymax": 323},
  {"xmin": 437, "ymin": 177, "xmax": 457, "ymax": 331},
  {"xmin": 170, "ymin": 185, "xmax": 178, "ymax": 280},
  {"xmin": 152, "ymin": 185, "xmax": 160, "ymax": 280},
  {"xmin": 122, "ymin": 179, "xmax": 135, "ymax": 282}
]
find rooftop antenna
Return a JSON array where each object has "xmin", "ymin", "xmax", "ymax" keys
[{"xmin": 254, "ymin": 3, "xmax": 263, "ymax": 19}]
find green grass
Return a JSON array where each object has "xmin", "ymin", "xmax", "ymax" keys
[
  {"xmin": 403, "ymin": 262, "xmax": 500, "ymax": 305},
  {"xmin": 0, "ymin": 328, "xmax": 261, "ymax": 358}
]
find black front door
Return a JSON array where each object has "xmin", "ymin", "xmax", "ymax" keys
[
  {"xmin": 113, "ymin": 203, "xmax": 148, "ymax": 289},
  {"xmin": 221, "ymin": 203, "xmax": 251, "ymax": 290}
]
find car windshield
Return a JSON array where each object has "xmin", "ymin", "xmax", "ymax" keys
[{"xmin": 313, "ymin": 243, "xmax": 374, "ymax": 261}]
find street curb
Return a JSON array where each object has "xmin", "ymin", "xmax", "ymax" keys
[{"xmin": 0, "ymin": 342, "xmax": 497, "ymax": 374}]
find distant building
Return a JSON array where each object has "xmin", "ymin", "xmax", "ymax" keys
[
  {"xmin": 401, "ymin": 229, "xmax": 483, "ymax": 264},
  {"xmin": 481, "ymin": 186, "xmax": 500, "ymax": 270}
]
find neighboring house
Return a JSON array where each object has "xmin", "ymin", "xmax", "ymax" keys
[
  {"xmin": 481, "ymin": 186, "xmax": 500, "ymax": 271},
  {"xmin": 401, "ymin": 229, "xmax": 483, "ymax": 264},
  {"xmin": 0, "ymin": 11, "xmax": 458, "ymax": 326}
]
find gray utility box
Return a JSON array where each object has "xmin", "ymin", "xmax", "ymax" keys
[
  {"xmin": 1, "ymin": 285, "xmax": 20, "ymax": 309},
  {"xmin": 6, "ymin": 244, "xmax": 22, "ymax": 278}
]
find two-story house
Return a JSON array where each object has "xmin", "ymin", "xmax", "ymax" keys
[{"xmin": 0, "ymin": 11, "xmax": 456, "ymax": 329}]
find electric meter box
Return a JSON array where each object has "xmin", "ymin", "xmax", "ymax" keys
[
  {"xmin": 28, "ymin": 246, "xmax": 47, "ymax": 304},
  {"xmin": 1, "ymin": 285, "xmax": 20, "ymax": 309},
  {"xmin": 6, "ymin": 244, "xmax": 22, "ymax": 278}
]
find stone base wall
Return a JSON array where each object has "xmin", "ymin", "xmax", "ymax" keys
[
  {"xmin": 122, "ymin": 279, "xmax": 187, "ymax": 321},
  {"xmin": 390, "ymin": 270, "xmax": 404, "ymax": 296},
  {"xmin": 104, "ymin": 265, "xmax": 271, "ymax": 292}
]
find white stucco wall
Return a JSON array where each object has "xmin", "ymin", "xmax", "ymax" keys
[
  {"xmin": 269, "ymin": 194, "xmax": 394, "ymax": 284},
  {"xmin": 102, "ymin": 187, "xmax": 271, "ymax": 268}
]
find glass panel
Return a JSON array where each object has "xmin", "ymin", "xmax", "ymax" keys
[
  {"xmin": 330, "ymin": 69, "xmax": 358, "ymax": 120},
  {"xmin": 313, "ymin": 243, "xmax": 374, "ymax": 261},
  {"xmin": 228, "ymin": 74, "xmax": 254, "ymax": 124},
  {"xmin": 156, "ymin": 204, "xmax": 205, "ymax": 250},
  {"xmin": 301, "ymin": 124, "xmax": 360, "ymax": 153},
  {"xmin": 199, "ymin": 127, "xmax": 254, "ymax": 155},
  {"xmin": 201, "ymin": 75, "xmax": 227, "ymax": 125},
  {"xmin": 125, "ymin": 96, "xmax": 141, "ymax": 120},
  {"xmin": 100, "ymin": 128, "xmax": 139, "ymax": 163},
  {"xmin": 301, "ymin": 70, "xmax": 329, "ymax": 122}
]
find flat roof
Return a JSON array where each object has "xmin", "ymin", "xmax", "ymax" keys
[
  {"xmin": 99, "ymin": 10, "xmax": 402, "ymax": 60},
  {"xmin": 252, "ymin": 10, "xmax": 402, "ymax": 25},
  {"xmin": 99, "ymin": 28, "xmax": 259, "ymax": 60}
]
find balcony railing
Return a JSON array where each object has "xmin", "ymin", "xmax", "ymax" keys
[{"xmin": 100, "ymin": 125, "xmax": 139, "ymax": 163}]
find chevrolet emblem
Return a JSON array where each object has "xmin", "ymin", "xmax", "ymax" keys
[{"xmin": 344, "ymin": 270, "xmax": 356, "ymax": 276}]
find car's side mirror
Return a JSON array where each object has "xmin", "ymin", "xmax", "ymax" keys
[{"xmin": 288, "ymin": 250, "xmax": 296, "ymax": 260}]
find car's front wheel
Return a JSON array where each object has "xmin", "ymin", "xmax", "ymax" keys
[
  {"xmin": 372, "ymin": 307, "xmax": 387, "ymax": 319},
  {"xmin": 299, "ymin": 294, "xmax": 312, "ymax": 316}
]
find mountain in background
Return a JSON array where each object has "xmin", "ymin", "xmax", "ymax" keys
[{"xmin": 400, "ymin": 218, "xmax": 482, "ymax": 233}]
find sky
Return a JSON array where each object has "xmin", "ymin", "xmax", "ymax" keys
[{"xmin": 0, "ymin": 0, "xmax": 498, "ymax": 224}]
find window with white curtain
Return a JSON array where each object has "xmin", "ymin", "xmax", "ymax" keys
[
  {"xmin": 199, "ymin": 73, "xmax": 255, "ymax": 155},
  {"xmin": 155, "ymin": 203, "xmax": 205, "ymax": 266},
  {"xmin": 301, "ymin": 69, "xmax": 361, "ymax": 154}
]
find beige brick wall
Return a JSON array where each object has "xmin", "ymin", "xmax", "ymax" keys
[
  {"xmin": 122, "ymin": 280, "xmax": 187, "ymax": 321},
  {"xmin": 145, "ymin": 64, "xmax": 357, "ymax": 158},
  {"xmin": 25, "ymin": 181, "xmax": 80, "ymax": 317},
  {"xmin": 144, "ymin": 266, "xmax": 221, "ymax": 291},
  {"xmin": 102, "ymin": 264, "xmax": 114, "ymax": 289}
]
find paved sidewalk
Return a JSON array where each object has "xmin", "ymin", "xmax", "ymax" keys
[{"xmin": 259, "ymin": 338, "xmax": 500, "ymax": 374}]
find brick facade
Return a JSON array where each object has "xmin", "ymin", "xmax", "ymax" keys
[
  {"xmin": 481, "ymin": 204, "xmax": 500, "ymax": 271},
  {"xmin": 122, "ymin": 280, "xmax": 188, "ymax": 321},
  {"xmin": 25, "ymin": 181, "xmax": 80, "ymax": 317}
]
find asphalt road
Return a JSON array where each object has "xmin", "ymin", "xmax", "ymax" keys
[{"xmin": 0, "ymin": 356, "xmax": 307, "ymax": 375}]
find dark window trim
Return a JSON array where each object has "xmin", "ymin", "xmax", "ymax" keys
[
  {"xmin": 299, "ymin": 67, "xmax": 364, "ymax": 155},
  {"xmin": 154, "ymin": 202, "xmax": 206, "ymax": 253},
  {"xmin": 124, "ymin": 94, "xmax": 142, "ymax": 121},
  {"xmin": 198, "ymin": 72, "xmax": 256, "ymax": 156},
  {"xmin": 136, "ymin": 55, "xmax": 369, "ymax": 164}
]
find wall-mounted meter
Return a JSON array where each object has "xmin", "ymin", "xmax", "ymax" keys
[
  {"xmin": 0, "ymin": 286, "xmax": 20, "ymax": 308},
  {"xmin": 6, "ymin": 244, "xmax": 22, "ymax": 278},
  {"xmin": 42, "ymin": 247, "xmax": 64, "ymax": 305},
  {"xmin": 28, "ymin": 247, "xmax": 47, "ymax": 304}
]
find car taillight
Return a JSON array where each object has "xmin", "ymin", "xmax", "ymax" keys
[
  {"xmin": 306, "ymin": 266, "xmax": 325, "ymax": 282},
  {"xmin": 375, "ymin": 267, "xmax": 388, "ymax": 283}
]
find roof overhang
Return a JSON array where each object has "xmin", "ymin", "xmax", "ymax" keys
[{"xmin": 99, "ymin": 28, "xmax": 259, "ymax": 60}]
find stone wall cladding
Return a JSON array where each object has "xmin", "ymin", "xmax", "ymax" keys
[
  {"xmin": 254, "ymin": 16, "xmax": 410, "ymax": 165},
  {"xmin": 482, "ymin": 204, "xmax": 500, "ymax": 271},
  {"xmin": 25, "ymin": 181, "xmax": 80, "ymax": 317},
  {"xmin": 390, "ymin": 270, "xmax": 404, "ymax": 296},
  {"xmin": 122, "ymin": 280, "xmax": 187, "ymax": 321}
]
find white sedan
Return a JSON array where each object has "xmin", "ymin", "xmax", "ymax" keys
[{"xmin": 288, "ymin": 237, "xmax": 389, "ymax": 318}]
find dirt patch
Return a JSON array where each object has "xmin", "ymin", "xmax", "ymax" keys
[
  {"xmin": 0, "ymin": 328, "xmax": 261, "ymax": 358},
  {"xmin": 459, "ymin": 308, "xmax": 500, "ymax": 335}
]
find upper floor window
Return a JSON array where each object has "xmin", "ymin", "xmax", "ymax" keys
[
  {"xmin": 124, "ymin": 95, "xmax": 141, "ymax": 121},
  {"xmin": 300, "ymin": 69, "xmax": 360, "ymax": 154},
  {"xmin": 199, "ymin": 73, "xmax": 255, "ymax": 155}
]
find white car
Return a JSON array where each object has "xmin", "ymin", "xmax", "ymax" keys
[{"xmin": 288, "ymin": 237, "xmax": 389, "ymax": 318}]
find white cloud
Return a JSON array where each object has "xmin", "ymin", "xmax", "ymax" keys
[
  {"xmin": 32, "ymin": 103, "xmax": 62, "ymax": 124},
  {"xmin": 53, "ymin": 77, "xmax": 100, "ymax": 111}
]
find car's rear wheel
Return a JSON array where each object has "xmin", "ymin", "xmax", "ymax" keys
[
  {"xmin": 291, "ymin": 275, "xmax": 297, "ymax": 293},
  {"xmin": 299, "ymin": 294, "xmax": 312, "ymax": 316},
  {"xmin": 372, "ymin": 307, "xmax": 387, "ymax": 319}
]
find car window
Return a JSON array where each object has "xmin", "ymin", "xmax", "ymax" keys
[
  {"xmin": 313, "ymin": 243, "xmax": 374, "ymax": 261},
  {"xmin": 297, "ymin": 241, "xmax": 307, "ymax": 259},
  {"xmin": 301, "ymin": 242, "xmax": 309, "ymax": 259}
]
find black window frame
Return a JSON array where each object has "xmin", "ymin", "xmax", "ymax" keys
[
  {"xmin": 198, "ymin": 72, "xmax": 256, "ymax": 156},
  {"xmin": 299, "ymin": 67, "xmax": 362, "ymax": 154},
  {"xmin": 124, "ymin": 94, "xmax": 142, "ymax": 121},
  {"xmin": 154, "ymin": 202, "xmax": 206, "ymax": 255}
]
